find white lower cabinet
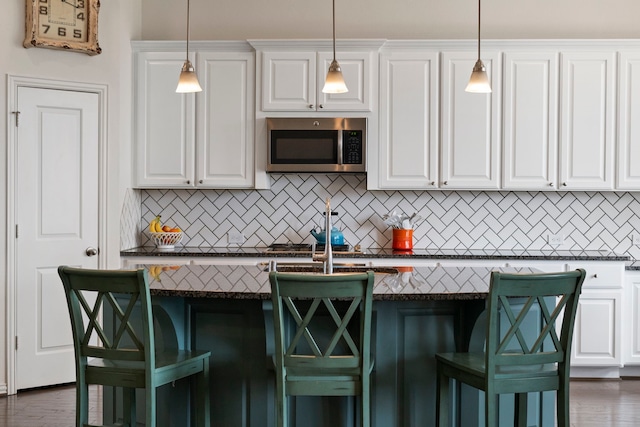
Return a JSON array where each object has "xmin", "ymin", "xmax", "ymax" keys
[
  {"xmin": 567, "ymin": 262, "xmax": 624, "ymax": 376},
  {"xmin": 623, "ymin": 272, "xmax": 640, "ymax": 366}
]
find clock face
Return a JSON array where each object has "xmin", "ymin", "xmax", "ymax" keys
[
  {"xmin": 24, "ymin": 0, "xmax": 101, "ymax": 55},
  {"xmin": 37, "ymin": 0, "xmax": 89, "ymax": 42}
]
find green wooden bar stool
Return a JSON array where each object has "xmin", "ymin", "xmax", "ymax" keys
[
  {"xmin": 58, "ymin": 266, "xmax": 211, "ymax": 427},
  {"xmin": 435, "ymin": 269, "xmax": 586, "ymax": 427},
  {"xmin": 269, "ymin": 271, "xmax": 375, "ymax": 427}
]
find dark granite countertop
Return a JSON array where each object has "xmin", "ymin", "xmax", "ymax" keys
[
  {"xmin": 627, "ymin": 261, "xmax": 640, "ymax": 271},
  {"xmin": 121, "ymin": 246, "xmax": 630, "ymax": 262},
  {"xmin": 130, "ymin": 263, "xmax": 542, "ymax": 301}
]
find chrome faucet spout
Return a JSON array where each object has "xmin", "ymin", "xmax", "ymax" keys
[{"xmin": 312, "ymin": 198, "xmax": 333, "ymax": 274}]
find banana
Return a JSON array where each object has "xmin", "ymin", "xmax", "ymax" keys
[
  {"xmin": 148, "ymin": 215, "xmax": 162, "ymax": 233},
  {"xmin": 149, "ymin": 265, "xmax": 162, "ymax": 282}
]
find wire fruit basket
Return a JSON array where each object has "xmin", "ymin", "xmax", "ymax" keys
[{"xmin": 150, "ymin": 232, "xmax": 183, "ymax": 249}]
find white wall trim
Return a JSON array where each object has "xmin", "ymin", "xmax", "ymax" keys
[{"xmin": 5, "ymin": 75, "xmax": 108, "ymax": 395}]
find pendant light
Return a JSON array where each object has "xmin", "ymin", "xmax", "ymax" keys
[
  {"xmin": 322, "ymin": 0, "xmax": 348, "ymax": 94},
  {"xmin": 176, "ymin": 0, "xmax": 202, "ymax": 93},
  {"xmin": 465, "ymin": 0, "xmax": 491, "ymax": 93}
]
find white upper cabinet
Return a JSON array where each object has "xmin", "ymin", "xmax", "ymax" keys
[
  {"xmin": 502, "ymin": 52, "xmax": 559, "ymax": 190},
  {"xmin": 617, "ymin": 51, "xmax": 640, "ymax": 190},
  {"xmin": 135, "ymin": 51, "xmax": 195, "ymax": 187},
  {"xmin": 377, "ymin": 49, "xmax": 439, "ymax": 189},
  {"xmin": 559, "ymin": 51, "xmax": 615, "ymax": 190},
  {"xmin": 261, "ymin": 49, "xmax": 374, "ymax": 112},
  {"xmin": 133, "ymin": 43, "xmax": 255, "ymax": 189},
  {"xmin": 440, "ymin": 51, "xmax": 501, "ymax": 189},
  {"xmin": 196, "ymin": 51, "xmax": 255, "ymax": 188}
]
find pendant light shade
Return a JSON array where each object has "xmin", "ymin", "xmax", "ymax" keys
[
  {"xmin": 177, "ymin": 60, "xmax": 202, "ymax": 93},
  {"xmin": 322, "ymin": 0, "xmax": 348, "ymax": 94},
  {"xmin": 465, "ymin": 59, "xmax": 491, "ymax": 93},
  {"xmin": 176, "ymin": 0, "xmax": 202, "ymax": 93},
  {"xmin": 466, "ymin": 0, "xmax": 491, "ymax": 93},
  {"xmin": 323, "ymin": 60, "xmax": 348, "ymax": 94}
]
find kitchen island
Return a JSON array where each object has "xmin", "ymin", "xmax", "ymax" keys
[{"xmin": 107, "ymin": 258, "xmax": 567, "ymax": 427}]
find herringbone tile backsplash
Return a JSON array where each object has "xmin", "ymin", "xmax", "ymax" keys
[{"xmin": 121, "ymin": 174, "xmax": 640, "ymax": 259}]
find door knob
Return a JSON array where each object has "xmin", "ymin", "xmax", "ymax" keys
[{"xmin": 86, "ymin": 247, "xmax": 98, "ymax": 257}]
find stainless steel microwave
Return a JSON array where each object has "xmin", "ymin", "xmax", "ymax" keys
[{"xmin": 266, "ymin": 117, "xmax": 366, "ymax": 173}]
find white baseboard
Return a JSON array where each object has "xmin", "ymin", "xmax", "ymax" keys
[
  {"xmin": 620, "ymin": 366, "xmax": 640, "ymax": 378},
  {"xmin": 570, "ymin": 366, "xmax": 621, "ymax": 379}
]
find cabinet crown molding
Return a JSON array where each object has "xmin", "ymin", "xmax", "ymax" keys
[{"xmin": 247, "ymin": 39, "xmax": 386, "ymax": 51}]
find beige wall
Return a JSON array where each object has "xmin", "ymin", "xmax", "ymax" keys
[
  {"xmin": 141, "ymin": 0, "xmax": 640, "ymax": 40},
  {"xmin": 0, "ymin": 1, "xmax": 142, "ymax": 392}
]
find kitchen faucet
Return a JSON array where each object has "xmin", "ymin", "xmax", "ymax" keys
[{"xmin": 312, "ymin": 198, "xmax": 334, "ymax": 274}]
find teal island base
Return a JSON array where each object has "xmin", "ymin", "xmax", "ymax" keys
[{"xmin": 103, "ymin": 292, "xmax": 554, "ymax": 427}]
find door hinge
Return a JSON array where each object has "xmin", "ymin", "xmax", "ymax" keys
[
  {"xmin": 15, "ymin": 336, "xmax": 18, "ymax": 350},
  {"xmin": 11, "ymin": 111, "xmax": 20, "ymax": 127},
  {"xmin": 15, "ymin": 224, "xmax": 18, "ymax": 238}
]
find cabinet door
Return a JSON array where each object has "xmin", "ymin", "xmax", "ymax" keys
[
  {"xmin": 502, "ymin": 52, "xmax": 559, "ymax": 190},
  {"xmin": 317, "ymin": 51, "xmax": 373, "ymax": 111},
  {"xmin": 571, "ymin": 290, "xmax": 622, "ymax": 366},
  {"xmin": 261, "ymin": 51, "xmax": 316, "ymax": 111},
  {"xmin": 617, "ymin": 52, "xmax": 640, "ymax": 190},
  {"xmin": 559, "ymin": 52, "xmax": 615, "ymax": 190},
  {"xmin": 378, "ymin": 51, "xmax": 439, "ymax": 189},
  {"xmin": 441, "ymin": 51, "xmax": 501, "ymax": 189},
  {"xmin": 197, "ymin": 52, "xmax": 255, "ymax": 188},
  {"xmin": 625, "ymin": 272, "xmax": 640, "ymax": 364},
  {"xmin": 135, "ymin": 51, "xmax": 195, "ymax": 188}
]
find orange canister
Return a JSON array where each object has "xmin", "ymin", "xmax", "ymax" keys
[{"xmin": 392, "ymin": 229, "xmax": 413, "ymax": 250}]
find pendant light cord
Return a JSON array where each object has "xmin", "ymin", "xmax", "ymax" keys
[
  {"xmin": 476, "ymin": 0, "xmax": 481, "ymax": 60},
  {"xmin": 332, "ymin": 0, "xmax": 336, "ymax": 61},
  {"xmin": 186, "ymin": 0, "xmax": 191, "ymax": 61}
]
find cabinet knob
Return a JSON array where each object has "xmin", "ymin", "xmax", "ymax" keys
[
  {"xmin": 85, "ymin": 247, "xmax": 98, "ymax": 257},
  {"xmin": 443, "ymin": 181, "xmax": 448, "ymax": 185},
  {"xmin": 548, "ymin": 182, "xmax": 554, "ymax": 186},
  {"xmin": 592, "ymin": 274, "xmax": 598, "ymax": 279},
  {"xmin": 318, "ymin": 104, "xmax": 324, "ymax": 109},
  {"xmin": 199, "ymin": 180, "xmax": 203, "ymax": 184},
  {"xmin": 309, "ymin": 104, "xmax": 314, "ymax": 109},
  {"xmin": 186, "ymin": 180, "xmax": 190, "ymax": 185},
  {"xmin": 562, "ymin": 182, "xmax": 567, "ymax": 187},
  {"xmin": 429, "ymin": 181, "xmax": 435, "ymax": 186}
]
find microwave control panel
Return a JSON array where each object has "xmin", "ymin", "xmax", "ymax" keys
[{"xmin": 342, "ymin": 130, "xmax": 363, "ymax": 164}]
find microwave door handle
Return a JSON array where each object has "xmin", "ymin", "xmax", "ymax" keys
[{"xmin": 337, "ymin": 130, "xmax": 344, "ymax": 165}]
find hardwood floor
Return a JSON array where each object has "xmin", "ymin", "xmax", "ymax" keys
[
  {"xmin": 0, "ymin": 380, "xmax": 639, "ymax": 426},
  {"xmin": 569, "ymin": 379, "xmax": 640, "ymax": 427},
  {"xmin": 0, "ymin": 384, "xmax": 101, "ymax": 427}
]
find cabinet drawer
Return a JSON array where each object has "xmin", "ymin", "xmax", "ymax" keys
[{"xmin": 567, "ymin": 263, "xmax": 624, "ymax": 288}]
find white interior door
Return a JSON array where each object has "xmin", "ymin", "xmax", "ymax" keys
[{"xmin": 15, "ymin": 87, "xmax": 100, "ymax": 390}]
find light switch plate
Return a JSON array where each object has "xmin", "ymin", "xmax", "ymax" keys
[{"xmin": 228, "ymin": 231, "xmax": 245, "ymax": 244}]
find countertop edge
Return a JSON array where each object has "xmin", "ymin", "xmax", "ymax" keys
[{"xmin": 121, "ymin": 246, "xmax": 631, "ymax": 262}]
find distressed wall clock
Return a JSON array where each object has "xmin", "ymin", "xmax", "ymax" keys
[{"xmin": 24, "ymin": 0, "xmax": 101, "ymax": 55}]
